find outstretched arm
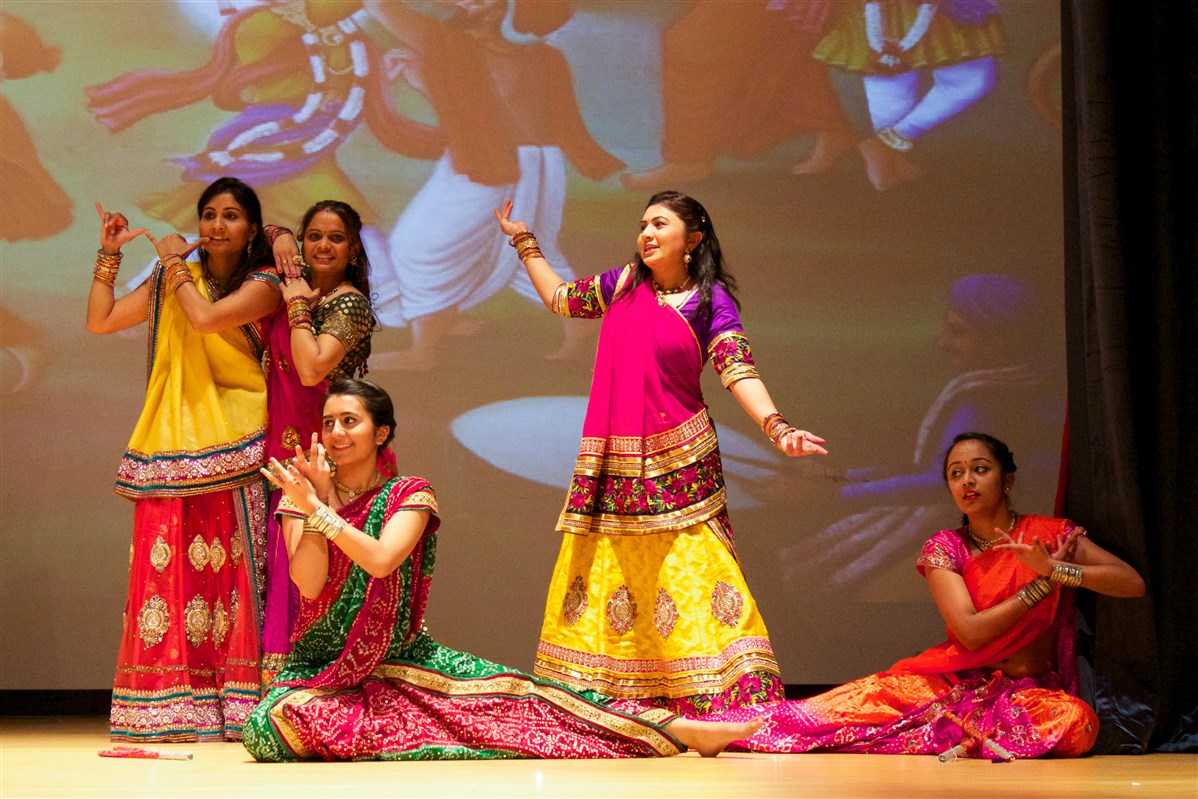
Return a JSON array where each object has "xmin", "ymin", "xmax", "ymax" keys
[
  {"xmin": 494, "ymin": 199, "xmax": 567, "ymax": 310},
  {"xmin": 728, "ymin": 377, "xmax": 828, "ymax": 457}
]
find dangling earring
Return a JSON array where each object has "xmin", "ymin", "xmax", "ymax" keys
[
  {"xmin": 683, "ymin": 251, "xmax": 692, "ymax": 265},
  {"xmin": 247, "ymin": 240, "xmax": 254, "ymax": 259}
]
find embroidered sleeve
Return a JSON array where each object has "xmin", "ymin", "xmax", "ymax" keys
[
  {"xmin": 385, "ymin": 478, "xmax": 439, "ymax": 517},
  {"xmin": 916, "ymin": 531, "xmax": 963, "ymax": 575},
  {"xmin": 550, "ymin": 266, "xmax": 627, "ymax": 318},
  {"xmin": 709, "ymin": 330, "xmax": 759, "ymax": 388},
  {"xmin": 317, "ymin": 293, "xmax": 373, "ymax": 353},
  {"xmin": 276, "ymin": 494, "xmax": 305, "ymax": 520},
  {"xmin": 245, "ymin": 265, "xmax": 282, "ymax": 288}
]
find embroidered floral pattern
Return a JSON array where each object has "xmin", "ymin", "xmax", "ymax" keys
[
  {"xmin": 606, "ymin": 585, "xmax": 637, "ymax": 635},
  {"xmin": 277, "ymin": 355, "xmax": 291, "ymax": 374},
  {"xmin": 137, "ymin": 595, "xmax": 170, "ymax": 648},
  {"xmin": 185, "ymin": 595, "xmax": 211, "ymax": 648},
  {"xmin": 551, "ymin": 274, "xmax": 605, "ymax": 318},
  {"xmin": 230, "ymin": 532, "xmax": 243, "ymax": 565},
  {"xmin": 562, "ymin": 576, "xmax": 588, "ymax": 626},
  {"xmin": 281, "ymin": 426, "xmax": 302, "ymax": 452},
  {"xmin": 711, "ymin": 580, "xmax": 744, "ymax": 627},
  {"xmin": 708, "ymin": 330, "xmax": 758, "ymax": 388},
  {"xmin": 565, "ymin": 448, "xmax": 724, "ymax": 521},
  {"xmin": 212, "ymin": 600, "xmax": 230, "ymax": 648},
  {"xmin": 918, "ymin": 534, "xmax": 963, "ymax": 574},
  {"xmin": 149, "ymin": 535, "xmax": 171, "ymax": 573},
  {"xmin": 653, "ymin": 588, "xmax": 679, "ymax": 639},
  {"xmin": 187, "ymin": 535, "xmax": 210, "ymax": 571},
  {"xmin": 209, "ymin": 538, "xmax": 227, "ymax": 573}
]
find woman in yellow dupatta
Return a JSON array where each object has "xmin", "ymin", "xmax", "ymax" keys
[{"xmin": 87, "ymin": 177, "xmax": 296, "ymax": 742}]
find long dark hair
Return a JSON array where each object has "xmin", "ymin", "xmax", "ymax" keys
[
  {"xmin": 942, "ymin": 432, "xmax": 1018, "ymax": 526},
  {"xmin": 196, "ymin": 177, "xmax": 271, "ymax": 295},
  {"xmin": 324, "ymin": 378, "xmax": 396, "ymax": 449},
  {"xmin": 622, "ymin": 190, "xmax": 740, "ymax": 320},
  {"xmin": 299, "ymin": 200, "xmax": 373, "ymax": 303}
]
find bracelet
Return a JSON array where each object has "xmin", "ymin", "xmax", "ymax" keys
[
  {"xmin": 1048, "ymin": 562, "xmax": 1084, "ymax": 588},
  {"xmin": 1016, "ymin": 576, "xmax": 1054, "ymax": 608},
  {"xmin": 306, "ymin": 505, "xmax": 346, "ymax": 541},
  {"xmin": 509, "ymin": 231, "xmax": 536, "ymax": 248},
  {"xmin": 287, "ymin": 296, "xmax": 313, "ymax": 330},
  {"xmin": 94, "ymin": 250, "xmax": 123, "ymax": 286},
  {"xmin": 761, "ymin": 413, "xmax": 795, "ymax": 446},
  {"xmin": 164, "ymin": 261, "xmax": 194, "ymax": 292}
]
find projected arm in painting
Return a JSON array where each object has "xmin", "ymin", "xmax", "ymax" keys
[{"xmin": 364, "ymin": 0, "xmax": 622, "ymax": 370}]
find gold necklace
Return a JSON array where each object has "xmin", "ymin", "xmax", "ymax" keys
[
  {"xmin": 333, "ymin": 469, "xmax": 382, "ymax": 500},
  {"xmin": 316, "ymin": 281, "xmax": 353, "ymax": 309},
  {"xmin": 651, "ymin": 278, "xmax": 693, "ymax": 307},
  {"xmin": 967, "ymin": 512, "xmax": 1017, "ymax": 552}
]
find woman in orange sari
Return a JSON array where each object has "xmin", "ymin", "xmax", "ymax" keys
[{"xmin": 729, "ymin": 432, "xmax": 1145, "ymax": 757}]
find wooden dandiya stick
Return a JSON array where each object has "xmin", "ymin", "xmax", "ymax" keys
[
  {"xmin": 937, "ymin": 710, "xmax": 1015, "ymax": 762},
  {"xmin": 98, "ymin": 745, "xmax": 193, "ymax": 761}
]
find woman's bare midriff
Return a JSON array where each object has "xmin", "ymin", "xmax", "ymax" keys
[{"xmin": 987, "ymin": 626, "xmax": 1056, "ymax": 678}]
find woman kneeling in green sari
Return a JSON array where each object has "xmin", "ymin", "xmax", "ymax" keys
[{"xmin": 246, "ymin": 379, "xmax": 760, "ymax": 761}]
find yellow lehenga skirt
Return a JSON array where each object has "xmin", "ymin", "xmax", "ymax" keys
[{"xmin": 534, "ymin": 516, "xmax": 782, "ymax": 715}]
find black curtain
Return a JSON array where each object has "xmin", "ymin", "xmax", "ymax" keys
[{"xmin": 1062, "ymin": 1, "xmax": 1197, "ymax": 753}]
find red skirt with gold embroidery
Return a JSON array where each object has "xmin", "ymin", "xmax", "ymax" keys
[{"xmin": 110, "ymin": 485, "xmax": 266, "ymax": 742}]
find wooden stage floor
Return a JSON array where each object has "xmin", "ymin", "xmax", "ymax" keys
[{"xmin": 2, "ymin": 717, "xmax": 1194, "ymax": 799}]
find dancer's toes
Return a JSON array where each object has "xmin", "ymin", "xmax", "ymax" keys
[{"xmin": 619, "ymin": 161, "xmax": 711, "ymax": 191}]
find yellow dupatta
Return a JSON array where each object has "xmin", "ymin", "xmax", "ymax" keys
[{"xmin": 115, "ymin": 262, "xmax": 268, "ymax": 498}]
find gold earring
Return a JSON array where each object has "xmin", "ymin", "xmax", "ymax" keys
[{"xmin": 683, "ymin": 252, "xmax": 692, "ymax": 264}]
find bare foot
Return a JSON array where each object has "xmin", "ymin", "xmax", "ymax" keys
[
  {"xmin": 858, "ymin": 137, "xmax": 921, "ymax": 191},
  {"xmin": 666, "ymin": 716, "xmax": 764, "ymax": 757},
  {"xmin": 369, "ymin": 349, "xmax": 437, "ymax": 372},
  {"xmin": 620, "ymin": 160, "xmax": 712, "ymax": 191},
  {"xmin": 792, "ymin": 130, "xmax": 856, "ymax": 175}
]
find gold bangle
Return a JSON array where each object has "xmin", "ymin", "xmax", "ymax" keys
[
  {"xmin": 1049, "ymin": 562, "xmax": 1084, "ymax": 588},
  {"xmin": 306, "ymin": 505, "xmax": 345, "ymax": 541},
  {"xmin": 1017, "ymin": 576, "xmax": 1053, "ymax": 608}
]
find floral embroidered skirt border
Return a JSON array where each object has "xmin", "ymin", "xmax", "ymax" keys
[
  {"xmin": 110, "ymin": 488, "xmax": 265, "ymax": 742},
  {"xmin": 534, "ymin": 518, "xmax": 784, "ymax": 716}
]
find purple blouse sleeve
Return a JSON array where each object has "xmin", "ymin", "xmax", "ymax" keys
[
  {"xmin": 550, "ymin": 266, "xmax": 629, "ymax": 318},
  {"xmin": 699, "ymin": 284, "xmax": 759, "ymax": 388},
  {"xmin": 916, "ymin": 528, "xmax": 967, "ymax": 576}
]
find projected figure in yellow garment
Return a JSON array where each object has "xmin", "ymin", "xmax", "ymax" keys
[
  {"xmin": 363, "ymin": 0, "xmax": 623, "ymax": 370},
  {"xmin": 84, "ymin": 1, "xmax": 442, "ymax": 288},
  {"xmin": 815, "ymin": 0, "xmax": 1007, "ymax": 191}
]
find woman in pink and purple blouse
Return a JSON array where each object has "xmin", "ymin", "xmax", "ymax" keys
[{"xmin": 494, "ymin": 190, "xmax": 828, "ymax": 716}]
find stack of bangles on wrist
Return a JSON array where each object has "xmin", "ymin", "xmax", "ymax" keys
[
  {"xmin": 287, "ymin": 296, "xmax": 313, "ymax": 330},
  {"xmin": 1016, "ymin": 576, "xmax": 1054, "ymax": 608},
  {"xmin": 162, "ymin": 254, "xmax": 194, "ymax": 292},
  {"xmin": 509, "ymin": 231, "xmax": 543, "ymax": 263},
  {"xmin": 1048, "ymin": 562, "xmax": 1084, "ymax": 588},
  {"xmin": 305, "ymin": 505, "xmax": 345, "ymax": 541},
  {"xmin": 93, "ymin": 250, "xmax": 123, "ymax": 287},
  {"xmin": 761, "ymin": 412, "xmax": 798, "ymax": 447}
]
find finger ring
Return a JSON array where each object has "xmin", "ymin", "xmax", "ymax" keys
[{"xmin": 291, "ymin": 255, "xmax": 303, "ymax": 265}]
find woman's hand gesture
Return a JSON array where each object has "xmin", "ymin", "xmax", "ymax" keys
[
  {"xmin": 145, "ymin": 231, "xmax": 205, "ymax": 264},
  {"xmin": 775, "ymin": 429, "xmax": 829, "ymax": 458},
  {"xmin": 95, "ymin": 202, "xmax": 148, "ymax": 255},
  {"xmin": 493, "ymin": 199, "xmax": 528, "ymax": 238},
  {"xmin": 273, "ymin": 231, "xmax": 303, "ymax": 279},
  {"xmin": 292, "ymin": 433, "xmax": 333, "ymax": 503},
  {"xmin": 281, "ymin": 274, "xmax": 321, "ymax": 305},
  {"xmin": 261, "ymin": 457, "xmax": 321, "ymax": 516},
  {"xmin": 992, "ymin": 528, "xmax": 1054, "ymax": 576}
]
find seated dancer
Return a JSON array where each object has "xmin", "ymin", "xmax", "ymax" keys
[
  {"xmin": 729, "ymin": 432, "xmax": 1144, "ymax": 758},
  {"xmin": 245, "ymin": 379, "xmax": 761, "ymax": 761}
]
